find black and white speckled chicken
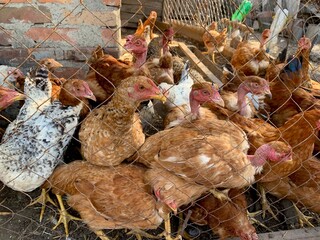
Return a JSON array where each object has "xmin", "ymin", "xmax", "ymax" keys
[{"xmin": 0, "ymin": 66, "xmax": 95, "ymax": 195}]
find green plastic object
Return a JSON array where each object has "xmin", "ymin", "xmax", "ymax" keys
[{"xmin": 231, "ymin": 0, "xmax": 253, "ymax": 22}]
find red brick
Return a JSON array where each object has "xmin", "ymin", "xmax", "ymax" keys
[
  {"xmin": 38, "ymin": 0, "xmax": 71, "ymax": 3},
  {"xmin": 25, "ymin": 27, "xmax": 77, "ymax": 45},
  {"xmin": 102, "ymin": 0, "xmax": 121, "ymax": 7},
  {"xmin": 63, "ymin": 10, "xmax": 118, "ymax": 27},
  {"xmin": 0, "ymin": 0, "xmax": 29, "ymax": 3},
  {"xmin": 0, "ymin": 6, "xmax": 51, "ymax": 23},
  {"xmin": 55, "ymin": 67, "xmax": 86, "ymax": 79},
  {"xmin": 101, "ymin": 28, "xmax": 118, "ymax": 47},
  {"xmin": 0, "ymin": 48, "xmax": 29, "ymax": 65},
  {"xmin": 0, "ymin": 31, "xmax": 13, "ymax": 46}
]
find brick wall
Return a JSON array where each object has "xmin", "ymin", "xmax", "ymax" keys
[{"xmin": 0, "ymin": 0, "xmax": 121, "ymax": 78}]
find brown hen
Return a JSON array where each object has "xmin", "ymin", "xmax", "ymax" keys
[
  {"xmin": 44, "ymin": 161, "xmax": 171, "ymax": 240},
  {"xmin": 188, "ymin": 189, "xmax": 258, "ymax": 240},
  {"xmin": 204, "ymin": 103, "xmax": 320, "ymax": 218},
  {"xmin": 202, "ymin": 21, "xmax": 228, "ymax": 62},
  {"xmin": 85, "ymin": 37, "xmax": 149, "ymax": 103},
  {"xmin": 134, "ymin": 82, "xmax": 290, "ymax": 214},
  {"xmin": 231, "ymin": 29, "xmax": 270, "ymax": 76},
  {"xmin": 79, "ymin": 76, "xmax": 166, "ymax": 167},
  {"xmin": 260, "ymin": 154, "xmax": 320, "ymax": 217},
  {"xmin": 220, "ymin": 75, "xmax": 271, "ymax": 118}
]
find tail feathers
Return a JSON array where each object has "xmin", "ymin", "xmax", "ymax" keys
[
  {"xmin": 179, "ymin": 60, "xmax": 190, "ymax": 83},
  {"xmin": 284, "ymin": 56, "xmax": 302, "ymax": 73},
  {"xmin": 277, "ymin": 47, "xmax": 287, "ymax": 64}
]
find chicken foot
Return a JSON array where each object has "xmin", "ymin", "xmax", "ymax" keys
[
  {"xmin": 126, "ymin": 229, "xmax": 161, "ymax": 239},
  {"xmin": 247, "ymin": 210, "xmax": 273, "ymax": 232},
  {"xmin": 94, "ymin": 230, "xmax": 110, "ymax": 240},
  {"xmin": 258, "ymin": 184, "xmax": 279, "ymax": 220},
  {"xmin": 52, "ymin": 194, "xmax": 81, "ymax": 236},
  {"xmin": 293, "ymin": 203, "xmax": 314, "ymax": 228},
  {"xmin": 28, "ymin": 188, "xmax": 56, "ymax": 222}
]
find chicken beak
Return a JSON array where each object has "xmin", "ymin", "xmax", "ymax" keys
[
  {"xmin": 52, "ymin": 60, "xmax": 63, "ymax": 69},
  {"xmin": 283, "ymin": 152, "xmax": 293, "ymax": 162},
  {"xmin": 211, "ymin": 91, "xmax": 225, "ymax": 107},
  {"xmin": 213, "ymin": 97, "xmax": 225, "ymax": 107},
  {"xmin": 84, "ymin": 93, "xmax": 96, "ymax": 102},
  {"xmin": 13, "ymin": 92, "xmax": 26, "ymax": 101},
  {"xmin": 170, "ymin": 207, "xmax": 178, "ymax": 215},
  {"xmin": 166, "ymin": 201, "xmax": 178, "ymax": 215},
  {"xmin": 264, "ymin": 89, "xmax": 272, "ymax": 99},
  {"xmin": 150, "ymin": 94, "xmax": 167, "ymax": 104}
]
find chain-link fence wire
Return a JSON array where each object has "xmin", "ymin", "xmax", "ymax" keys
[{"xmin": 0, "ymin": 0, "xmax": 320, "ymax": 239}]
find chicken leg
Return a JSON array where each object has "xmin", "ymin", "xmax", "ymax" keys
[
  {"xmin": 158, "ymin": 213, "xmax": 182, "ymax": 240},
  {"xmin": 247, "ymin": 210, "xmax": 273, "ymax": 232},
  {"xmin": 293, "ymin": 203, "xmax": 314, "ymax": 228},
  {"xmin": 52, "ymin": 194, "xmax": 81, "ymax": 236},
  {"xmin": 28, "ymin": 188, "xmax": 56, "ymax": 222},
  {"xmin": 209, "ymin": 189, "xmax": 231, "ymax": 202},
  {"xmin": 0, "ymin": 199, "xmax": 11, "ymax": 216},
  {"xmin": 258, "ymin": 184, "xmax": 279, "ymax": 220},
  {"xmin": 94, "ymin": 230, "xmax": 110, "ymax": 240},
  {"xmin": 126, "ymin": 229, "xmax": 161, "ymax": 239}
]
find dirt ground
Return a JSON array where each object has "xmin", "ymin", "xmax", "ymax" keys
[{"xmin": 0, "ymin": 31, "xmax": 320, "ymax": 239}]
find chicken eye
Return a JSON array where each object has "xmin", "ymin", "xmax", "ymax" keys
[
  {"xmin": 202, "ymin": 90, "xmax": 209, "ymax": 95},
  {"xmin": 139, "ymin": 85, "xmax": 145, "ymax": 90}
]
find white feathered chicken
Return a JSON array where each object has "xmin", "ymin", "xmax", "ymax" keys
[{"xmin": 0, "ymin": 66, "xmax": 95, "ymax": 194}]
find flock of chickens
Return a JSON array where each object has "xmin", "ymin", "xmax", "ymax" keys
[{"xmin": 0, "ymin": 10, "xmax": 320, "ymax": 240}]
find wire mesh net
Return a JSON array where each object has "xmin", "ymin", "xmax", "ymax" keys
[
  {"xmin": 0, "ymin": 0, "xmax": 320, "ymax": 239},
  {"xmin": 162, "ymin": 0, "xmax": 236, "ymax": 26}
]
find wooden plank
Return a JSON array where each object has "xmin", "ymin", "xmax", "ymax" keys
[
  {"xmin": 170, "ymin": 20, "xmax": 205, "ymax": 42},
  {"xmin": 190, "ymin": 46, "xmax": 223, "ymax": 81},
  {"xmin": 121, "ymin": 3, "xmax": 163, "ymax": 14},
  {"xmin": 122, "ymin": 0, "xmax": 164, "ymax": 8},
  {"xmin": 177, "ymin": 41, "xmax": 223, "ymax": 87}
]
